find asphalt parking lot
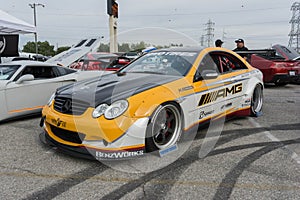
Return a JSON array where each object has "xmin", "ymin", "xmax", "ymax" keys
[{"xmin": 0, "ymin": 84, "xmax": 299, "ymax": 200}]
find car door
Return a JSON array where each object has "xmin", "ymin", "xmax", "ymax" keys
[
  {"xmin": 209, "ymin": 51, "xmax": 250, "ymax": 115},
  {"xmin": 190, "ymin": 53, "xmax": 224, "ymax": 124},
  {"xmin": 5, "ymin": 65, "xmax": 63, "ymax": 115},
  {"xmin": 190, "ymin": 51, "xmax": 249, "ymax": 124}
]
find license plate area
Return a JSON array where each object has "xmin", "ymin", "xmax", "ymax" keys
[{"xmin": 289, "ymin": 71, "xmax": 296, "ymax": 76}]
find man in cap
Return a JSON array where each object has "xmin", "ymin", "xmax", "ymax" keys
[
  {"xmin": 215, "ymin": 39, "xmax": 224, "ymax": 47},
  {"xmin": 233, "ymin": 38, "xmax": 249, "ymax": 59}
]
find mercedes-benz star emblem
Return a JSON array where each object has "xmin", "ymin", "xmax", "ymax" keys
[{"xmin": 61, "ymin": 99, "xmax": 72, "ymax": 113}]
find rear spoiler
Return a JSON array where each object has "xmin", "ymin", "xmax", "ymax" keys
[{"xmin": 234, "ymin": 49, "xmax": 276, "ymax": 57}]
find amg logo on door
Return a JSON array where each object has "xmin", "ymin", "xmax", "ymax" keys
[{"xmin": 198, "ymin": 83, "xmax": 242, "ymax": 106}]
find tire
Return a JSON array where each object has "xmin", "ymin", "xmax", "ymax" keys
[
  {"xmin": 145, "ymin": 103, "xmax": 183, "ymax": 152},
  {"xmin": 251, "ymin": 84, "xmax": 263, "ymax": 117}
]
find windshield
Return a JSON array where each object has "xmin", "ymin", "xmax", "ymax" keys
[
  {"xmin": 120, "ymin": 51, "xmax": 198, "ymax": 76},
  {"xmin": 0, "ymin": 65, "xmax": 21, "ymax": 80}
]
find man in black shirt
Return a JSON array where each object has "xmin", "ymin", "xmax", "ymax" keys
[
  {"xmin": 233, "ymin": 38, "xmax": 248, "ymax": 59},
  {"xmin": 215, "ymin": 39, "xmax": 224, "ymax": 47}
]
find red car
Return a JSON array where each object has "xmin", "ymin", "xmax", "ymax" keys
[
  {"xmin": 237, "ymin": 45, "xmax": 300, "ymax": 86},
  {"xmin": 69, "ymin": 52, "xmax": 130, "ymax": 71}
]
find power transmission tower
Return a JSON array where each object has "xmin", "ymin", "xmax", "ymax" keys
[
  {"xmin": 288, "ymin": 2, "xmax": 300, "ymax": 52},
  {"xmin": 204, "ymin": 19, "xmax": 215, "ymax": 47}
]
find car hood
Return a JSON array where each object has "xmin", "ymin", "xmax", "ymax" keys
[
  {"xmin": 71, "ymin": 70, "xmax": 113, "ymax": 81},
  {"xmin": 56, "ymin": 72, "xmax": 181, "ymax": 106}
]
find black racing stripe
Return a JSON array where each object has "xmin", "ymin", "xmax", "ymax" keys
[{"xmin": 57, "ymin": 73, "xmax": 181, "ymax": 106}]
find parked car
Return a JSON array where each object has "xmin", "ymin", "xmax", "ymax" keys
[
  {"xmin": 69, "ymin": 52, "xmax": 118, "ymax": 70},
  {"xmin": 121, "ymin": 52, "xmax": 140, "ymax": 60},
  {"xmin": 236, "ymin": 45, "xmax": 300, "ymax": 85},
  {"xmin": 0, "ymin": 61, "xmax": 110, "ymax": 122},
  {"xmin": 40, "ymin": 47, "xmax": 263, "ymax": 160},
  {"xmin": 105, "ymin": 56, "xmax": 131, "ymax": 71}
]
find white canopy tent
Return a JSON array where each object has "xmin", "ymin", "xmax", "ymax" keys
[{"xmin": 0, "ymin": 9, "xmax": 36, "ymax": 34}]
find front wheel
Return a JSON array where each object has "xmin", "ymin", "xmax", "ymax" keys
[
  {"xmin": 251, "ymin": 84, "xmax": 263, "ymax": 117},
  {"xmin": 145, "ymin": 103, "xmax": 182, "ymax": 152}
]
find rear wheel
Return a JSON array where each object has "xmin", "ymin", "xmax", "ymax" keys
[
  {"xmin": 251, "ymin": 84, "xmax": 263, "ymax": 117},
  {"xmin": 145, "ymin": 103, "xmax": 182, "ymax": 152}
]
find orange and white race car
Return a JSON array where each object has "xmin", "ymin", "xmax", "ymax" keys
[{"xmin": 40, "ymin": 47, "xmax": 263, "ymax": 160}]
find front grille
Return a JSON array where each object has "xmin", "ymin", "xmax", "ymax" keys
[
  {"xmin": 54, "ymin": 97, "xmax": 89, "ymax": 115},
  {"xmin": 50, "ymin": 125, "xmax": 85, "ymax": 144}
]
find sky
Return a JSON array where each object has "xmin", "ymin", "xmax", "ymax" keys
[{"xmin": 1, "ymin": 0, "xmax": 297, "ymax": 50}]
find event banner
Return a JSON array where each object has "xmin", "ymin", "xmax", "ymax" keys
[{"xmin": 0, "ymin": 34, "xmax": 19, "ymax": 57}]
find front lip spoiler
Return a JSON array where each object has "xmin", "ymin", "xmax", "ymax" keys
[
  {"xmin": 40, "ymin": 129, "xmax": 146, "ymax": 160},
  {"xmin": 40, "ymin": 130, "xmax": 96, "ymax": 160}
]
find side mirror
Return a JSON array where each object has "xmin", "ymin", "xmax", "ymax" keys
[
  {"xmin": 194, "ymin": 69, "xmax": 219, "ymax": 82},
  {"xmin": 202, "ymin": 70, "xmax": 219, "ymax": 80},
  {"xmin": 16, "ymin": 74, "xmax": 34, "ymax": 84}
]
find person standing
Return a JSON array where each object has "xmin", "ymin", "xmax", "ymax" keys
[
  {"xmin": 233, "ymin": 38, "xmax": 248, "ymax": 59},
  {"xmin": 215, "ymin": 39, "xmax": 224, "ymax": 47}
]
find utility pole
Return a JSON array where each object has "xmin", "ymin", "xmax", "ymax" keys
[
  {"xmin": 107, "ymin": 0, "xmax": 118, "ymax": 53},
  {"xmin": 288, "ymin": 2, "xmax": 300, "ymax": 52},
  {"xmin": 29, "ymin": 3, "xmax": 45, "ymax": 55},
  {"xmin": 204, "ymin": 19, "xmax": 215, "ymax": 47}
]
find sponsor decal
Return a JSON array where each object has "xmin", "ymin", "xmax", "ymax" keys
[
  {"xmin": 242, "ymin": 99, "xmax": 251, "ymax": 107},
  {"xmin": 51, "ymin": 118, "xmax": 66, "ymax": 128},
  {"xmin": 95, "ymin": 150, "xmax": 144, "ymax": 159},
  {"xmin": 221, "ymin": 103, "xmax": 233, "ymax": 110},
  {"xmin": 179, "ymin": 86, "xmax": 193, "ymax": 92},
  {"xmin": 199, "ymin": 110, "xmax": 215, "ymax": 119},
  {"xmin": 159, "ymin": 144, "xmax": 178, "ymax": 157},
  {"xmin": 198, "ymin": 83, "xmax": 243, "ymax": 106}
]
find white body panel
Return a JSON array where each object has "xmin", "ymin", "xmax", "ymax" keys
[{"xmin": 0, "ymin": 61, "xmax": 111, "ymax": 121}]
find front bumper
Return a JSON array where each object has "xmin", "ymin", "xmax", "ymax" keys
[
  {"xmin": 40, "ymin": 129, "xmax": 95, "ymax": 160},
  {"xmin": 39, "ymin": 116, "xmax": 148, "ymax": 160},
  {"xmin": 40, "ymin": 128, "xmax": 146, "ymax": 160}
]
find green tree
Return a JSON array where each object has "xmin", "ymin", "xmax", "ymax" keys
[
  {"xmin": 131, "ymin": 41, "xmax": 147, "ymax": 51},
  {"xmin": 98, "ymin": 43, "xmax": 110, "ymax": 52},
  {"xmin": 56, "ymin": 46, "xmax": 70, "ymax": 55},
  {"xmin": 22, "ymin": 41, "xmax": 55, "ymax": 56},
  {"xmin": 118, "ymin": 43, "xmax": 131, "ymax": 52}
]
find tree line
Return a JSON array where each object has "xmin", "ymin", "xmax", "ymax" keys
[{"xmin": 22, "ymin": 41, "xmax": 184, "ymax": 56}]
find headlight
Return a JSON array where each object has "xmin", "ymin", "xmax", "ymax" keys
[
  {"xmin": 92, "ymin": 103, "xmax": 109, "ymax": 118},
  {"xmin": 47, "ymin": 93, "xmax": 56, "ymax": 107},
  {"xmin": 92, "ymin": 100, "xmax": 128, "ymax": 119},
  {"xmin": 104, "ymin": 100, "xmax": 129, "ymax": 119}
]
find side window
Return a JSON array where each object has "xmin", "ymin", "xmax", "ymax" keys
[
  {"xmin": 34, "ymin": 66, "xmax": 57, "ymax": 79},
  {"xmin": 194, "ymin": 54, "xmax": 219, "ymax": 82},
  {"xmin": 14, "ymin": 66, "xmax": 35, "ymax": 81},
  {"xmin": 196, "ymin": 54, "xmax": 219, "ymax": 74},
  {"xmin": 56, "ymin": 66, "xmax": 76, "ymax": 76},
  {"xmin": 212, "ymin": 52, "xmax": 248, "ymax": 74},
  {"xmin": 18, "ymin": 66, "xmax": 57, "ymax": 79}
]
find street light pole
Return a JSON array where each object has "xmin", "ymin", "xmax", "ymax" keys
[{"xmin": 29, "ymin": 3, "xmax": 45, "ymax": 55}]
